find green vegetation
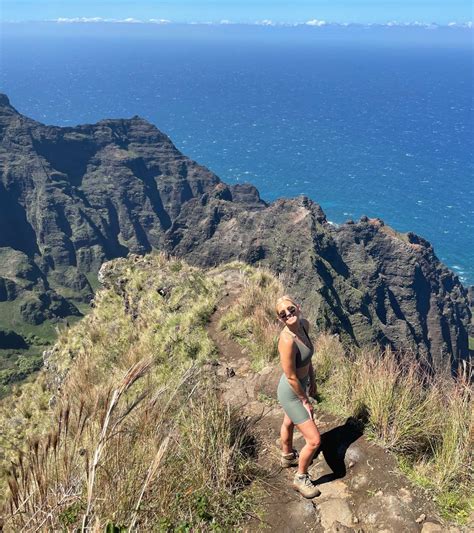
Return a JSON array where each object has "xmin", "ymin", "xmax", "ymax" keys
[
  {"xmin": 85, "ymin": 271, "xmax": 101, "ymax": 292},
  {"xmin": 0, "ymin": 349, "xmax": 43, "ymax": 399},
  {"xmin": 219, "ymin": 269, "xmax": 474, "ymax": 525},
  {"xmin": 469, "ymin": 336, "xmax": 474, "ymax": 351},
  {"xmin": 0, "ymin": 297, "xmax": 81, "ymax": 398},
  {"xmin": 0, "ymin": 247, "xmax": 94, "ymax": 396},
  {"xmin": 0, "ymin": 300, "xmax": 55, "ymax": 398},
  {"xmin": 1, "ymin": 254, "xmax": 261, "ymax": 531}
]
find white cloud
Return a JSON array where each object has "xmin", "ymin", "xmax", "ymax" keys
[
  {"xmin": 119, "ymin": 18, "xmax": 142, "ymax": 23},
  {"xmin": 448, "ymin": 21, "xmax": 472, "ymax": 28},
  {"xmin": 366, "ymin": 21, "xmax": 441, "ymax": 28},
  {"xmin": 54, "ymin": 16, "xmax": 170, "ymax": 24},
  {"xmin": 305, "ymin": 19, "xmax": 327, "ymax": 27},
  {"xmin": 55, "ymin": 17, "xmax": 107, "ymax": 23},
  {"xmin": 255, "ymin": 19, "xmax": 276, "ymax": 26}
]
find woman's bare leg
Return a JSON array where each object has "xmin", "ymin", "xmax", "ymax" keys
[
  {"xmin": 280, "ymin": 413, "xmax": 295, "ymax": 454},
  {"xmin": 295, "ymin": 418, "xmax": 321, "ymax": 474}
]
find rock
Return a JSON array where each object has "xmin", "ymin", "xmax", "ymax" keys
[
  {"xmin": 350, "ymin": 473, "xmax": 369, "ymax": 490},
  {"xmin": 421, "ymin": 523, "xmax": 444, "ymax": 533},
  {"xmin": 345, "ymin": 445, "xmax": 365, "ymax": 466},
  {"xmin": 221, "ymin": 375, "xmax": 256, "ymax": 407},
  {"xmin": 317, "ymin": 498, "xmax": 353, "ymax": 530},
  {"xmin": 399, "ymin": 487, "xmax": 413, "ymax": 504},
  {"xmin": 255, "ymin": 364, "xmax": 282, "ymax": 400},
  {"xmin": 317, "ymin": 479, "xmax": 350, "ymax": 499},
  {"xmin": 330, "ymin": 522, "xmax": 355, "ymax": 533},
  {"xmin": 216, "ymin": 366, "xmax": 228, "ymax": 378},
  {"xmin": 302, "ymin": 501, "xmax": 316, "ymax": 516},
  {"xmin": 260, "ymin": 365, "xmax": 274, "ymax": 376},
  {"xmin": 359, "ymin": 494, "xmax": 419, "ymax": 532},
  {"xmin": 415, "ymin": 513, "xmax": 427, "ymax": 523}
]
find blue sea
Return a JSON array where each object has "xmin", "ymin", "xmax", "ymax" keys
[{"xmin": 1, "ymin": 23, "xmax": 473, "ymax": 285}]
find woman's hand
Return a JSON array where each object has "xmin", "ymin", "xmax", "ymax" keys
[{"xmin": 302, "ymin": 398, "xmax": 314, "ymax": 420}]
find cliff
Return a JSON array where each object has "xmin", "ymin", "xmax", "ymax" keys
[{"xmin": 0, "ymin": 94, "xmax": 470, "ymax": 372}]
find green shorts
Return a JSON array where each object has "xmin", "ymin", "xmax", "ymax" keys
[{"xmin": 277, "ymin": 373, "xmax": 310, "ymax": 425}]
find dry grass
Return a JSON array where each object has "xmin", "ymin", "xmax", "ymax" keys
[
  {"xmin": 4, "ymin": 366, "xmax": 257, "ymax": 531},
  {"xmin": 1, "ymin": 254, "xmax": 260, "ymax": 531},
  {"xmin": 313, "ymin": 334, "xmax": 473, "ymax": 523},
  {"xmin": 218, "ymin": 266, "xmax": 284, "ymax": 369}
]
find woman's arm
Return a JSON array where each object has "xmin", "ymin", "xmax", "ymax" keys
[
  {"xmin": 302, "ymin": 318, "xmax": 317, "ymax": 398},
  {"xmin": 279, "ymin": 334, "xmax": 312, "ymax": 419}
]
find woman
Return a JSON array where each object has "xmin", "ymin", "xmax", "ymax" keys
[{"xmin": 276, "ymin": 295, "xmax": 321, "ymax": 498}]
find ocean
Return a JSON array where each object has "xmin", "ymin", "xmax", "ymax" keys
[{"xmin": 1, "ymin": 23, "xmax": 473, "ymax": 285}]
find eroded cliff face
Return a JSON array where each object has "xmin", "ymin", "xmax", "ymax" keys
[
  {"xmin": 0, "ymin": 93, "xmax": 224, "ymax": 332},
  {"xmin": 0, "ymin": 94, "xmax": 470, "ymax": 370},
  {"xmin": 164, "ymin": 193, "xmax": 470, "ymax": 371}
]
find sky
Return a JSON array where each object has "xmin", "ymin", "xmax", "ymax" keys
[{"xmin": 1, "ymin": 0, "xmax": 472, "ymax": 25}]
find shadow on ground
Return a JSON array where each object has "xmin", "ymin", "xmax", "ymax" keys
[{"xmin": 314, "ymin": 415, "xmax": 366, "ymax": 485}]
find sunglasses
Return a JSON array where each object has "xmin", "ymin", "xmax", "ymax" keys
[{"xmin": 278, "ymin": 305, "xmax": 297, "ymax": 320}]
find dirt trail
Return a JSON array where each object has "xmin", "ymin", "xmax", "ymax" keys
[{"xmin": 206, "ymin": 270, "xmax": 457, "ymax": 533}]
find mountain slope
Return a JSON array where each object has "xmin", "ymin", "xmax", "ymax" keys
[{"xmin": 0, "ymin": 94, "xmax": 470, "ymax": 372}]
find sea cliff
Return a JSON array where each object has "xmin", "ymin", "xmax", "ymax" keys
[{"xmin": 0, "ymin": 93, "xmax": 470, "ymax": 380}]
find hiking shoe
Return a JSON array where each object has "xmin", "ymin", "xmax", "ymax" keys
[
  {"xmin": 280, "ymin": 449, "xmax": 299, "ymax": 468},
  {"xmin": 293, "ymin": 473, "xmax": 321, "ymax": 498}
]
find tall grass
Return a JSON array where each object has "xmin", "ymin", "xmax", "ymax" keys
[
  {"xmin": 311, "ymin": 336, "xmax": 473, "ymax": 522},
  {"xmin": 1, "ymin": 254, "xmax": 260, "ymax": 531},
  {"xmin": 4, "ymin": 366, "xmax": 257, "ymax": 531}
]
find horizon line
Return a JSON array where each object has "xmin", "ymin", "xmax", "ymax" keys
[{"xmin": 1, "ymin": 18, "xmax": 473, "ymax": 29}]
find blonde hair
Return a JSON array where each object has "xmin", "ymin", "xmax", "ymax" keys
[{"xmin": 275, "ymin": 295, "xmax": 298, "ymax": 314}]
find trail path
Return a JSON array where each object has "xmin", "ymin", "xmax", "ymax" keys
[{"xmin": 206, "ymin": 270, "xmax": 458, "ymax": 533}]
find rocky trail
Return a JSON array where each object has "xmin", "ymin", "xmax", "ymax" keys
[{"xmin": 206, "ymin": 270, "xmax": 460, "ymax": 533}]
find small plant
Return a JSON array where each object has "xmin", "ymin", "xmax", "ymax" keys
[
  {"xmin": 257, "ymin": 392, "xmax": 277, "ymax": 406},
  {"xmin": 58, "ymin": 502, "xmax": 84, "ymax": 527},
  {"xmin": 170, "ymin": 260, "xmax": 183, "ymax": 273}
]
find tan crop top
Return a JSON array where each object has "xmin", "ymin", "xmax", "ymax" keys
[{"xmin": 287, "ymin": 323, "xmax": 314, "ymax": 368}]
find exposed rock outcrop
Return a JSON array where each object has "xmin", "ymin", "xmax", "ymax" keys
[{"xmin": 0, "ymin": 94, "xmax": 470, "ymax": 370}]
